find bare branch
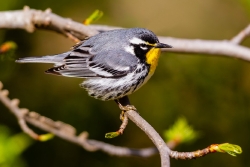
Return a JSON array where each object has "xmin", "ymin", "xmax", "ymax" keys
[
  {"xmin": 117, "ymin": 113, "xmax": 129, "ymax": 135},
  {"xmin": 0, "ymin": 8, "xmax": 250, "ymax": 62},
  {"xmin": 126, "ymin": 110, "xmax": 171, "ymax": 167},
  {"xmin": 8, "ymin": 80, "xmax": 218, "ymax": 163},
  {"xmin": 0, "ymin": 82, "xmax": 241, "ymax": 165},
  {"xmin": 0, "ymin": 6, "xmax": 98, "ymax": 41},
  {"xmin": 159, "ymin": 37, "xmax": 250, "ymax": 62},
  {"xmin": 170, "ymin": 143, "xmax": 242, "ymax": 159},
  {"xmin": 231, "ymin": 24, "xmax": 250, "ymax": 44},
  {"xmin": 115, "ymin": 96, "xmax": 170, "ymax": 167},
  {"xmin": 0, "ymin": 84, "xmax": 40, "ymax": 139},
  {"xmin": 0, "ymin": 81, "xmax": 159, "ymax": 157}
]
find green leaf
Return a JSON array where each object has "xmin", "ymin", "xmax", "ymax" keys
[
  {"xmin": 216, "ymin": 143, "xmax": 242, "ymax": 157},
  {"xmin": 163, "ymin": 117, "xmax": 200, "ymax": 144},
  {"xmin": 38, "ymin": 133, "xmax": 54, "ymax": 142},
  {"xmin": 0, "ymin": 124, "xmax": 33, "ymax": 167},
  {"xmin": 83, "ymin": 10, "xmax": 103, "ymax": 25},
  {"xmin": 105, "ymin": 132, "xmax": 120, "ymax": 139}
]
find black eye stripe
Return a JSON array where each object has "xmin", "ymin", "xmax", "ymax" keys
[{"xmin": 130, "ymin": 43, "xmax": 153, "ymax": 63}]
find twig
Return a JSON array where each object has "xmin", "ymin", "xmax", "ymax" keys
[
  {"xmin": 116, "ymin": 96, "xmax": 170, "ymax": 167},
  {"xmin": 126, "ymin": 110, "xmax": 170, "ymax": 167},
  {"xmin": 170, "ymin": 143, "xmax": 242, "ymax": 159},
  {"xmin": 0, "ymin": 83, "xmax": 40, "ymax": 139},
  {"xmin": 118, "ymin": 112, "xmax": 129, "ymax": 135},
  {"xmin": 231, "ymin": 24, "xmax": 250, "ymax": 44}
]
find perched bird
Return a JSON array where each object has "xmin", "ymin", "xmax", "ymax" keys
[{"xmin": 16, "ymin": 28, "xmax": 172, "ymax": 102}]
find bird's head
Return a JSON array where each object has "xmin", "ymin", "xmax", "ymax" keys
[{"xmin": 123, "ymin": 28, "xmax": 172, "ymax": 64}]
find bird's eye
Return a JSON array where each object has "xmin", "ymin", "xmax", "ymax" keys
[{"xmin": 140, "ymin": 44, "xmax": 148, "ymax": 50}]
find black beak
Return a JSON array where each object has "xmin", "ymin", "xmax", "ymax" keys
[{"xmin": 155, "ymin": 43, "xmax": 173, "ymax": 48}]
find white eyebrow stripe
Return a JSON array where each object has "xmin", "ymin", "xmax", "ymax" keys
[
  {"xmin": 124, "ymin": 45, "xmax": 135, "ymax": 55},
  {"xmin": 129, "ymin": 37, "xmax": 146, "ymax": 45}
]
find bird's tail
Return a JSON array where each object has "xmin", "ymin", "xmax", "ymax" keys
[{"xmin": 16, "ymin": 52, "xmax": 69, "ymax": 64}]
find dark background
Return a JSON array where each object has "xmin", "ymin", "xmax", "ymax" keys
[{"xmin": 0, "ymin": 0, "xmax": 250, "ymax": 166}]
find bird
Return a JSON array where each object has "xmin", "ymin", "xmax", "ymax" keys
[{"xmin": 16, "ymin": 28, "xmax": 172, "ymax": 104}]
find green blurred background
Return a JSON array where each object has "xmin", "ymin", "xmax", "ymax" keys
[{"xmin": 0, "ymin": 0, "xmax": 250, "ymax": 166}]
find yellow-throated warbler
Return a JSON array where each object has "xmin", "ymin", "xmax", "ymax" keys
[{"xmin": 16, "ymin": 28, "xmax": 172, "ymax": 101}]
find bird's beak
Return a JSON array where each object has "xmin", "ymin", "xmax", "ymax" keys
[{"xmin": 155, "ymin": 43, "xmax": 173, "ymax": 48}]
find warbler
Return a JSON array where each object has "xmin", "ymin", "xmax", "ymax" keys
[{"xmin": 16, "ymin": 28, "xmax": 172, "ymax": 101}]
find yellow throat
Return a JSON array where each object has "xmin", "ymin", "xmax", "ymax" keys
[{"xmin": 146, "ymin": 48, "xmax": 161, "ymax": 74}]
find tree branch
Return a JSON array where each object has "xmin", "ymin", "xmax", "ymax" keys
[
  {"xmin": 0, "ymin": 81, "xmax": 156, "ymax": 155},
  {"xmin": 231, "ymin": 24, "xmax": 250, "ymax": 44},
  {"xmin": 159, "ymin": 37, "xmax": 250, "ymax": 61},
  {"xmin": 2, "ymin": 81, "xmax": 237, "ymax": 161},
  {"xmin": 1, "ymin": 81, "xmax": 241, "ymax": 162},
  {"xmin": 0, "ymin": 6, "xmax": 98, "ymax": 41},
  {"xmin": 126, "ymin": 110, "xmax": 170, "ymax": 167},
  {"xmin": 1, "ymin": 7, "xmax": 250, "ymax": 62}
]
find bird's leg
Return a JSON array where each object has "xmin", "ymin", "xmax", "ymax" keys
[
  {"xmin": 115, "ymin": 96, "xmax": 137, "ymax": 121},
  {"xmin": 116, "ymin": 96, "xmax": 137, "ymax": 112},
  {"xmin": 105, "ymin": 96, "xmax": 136, "ymax": 138}
]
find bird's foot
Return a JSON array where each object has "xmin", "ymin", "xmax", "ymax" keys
[
  {"xmin": 118, "ymin": 104, "xmax": 137, "ymax": 112},
  {"xmin": 118, "ymin": 104, "xmax": 137, "ymax": 122}
]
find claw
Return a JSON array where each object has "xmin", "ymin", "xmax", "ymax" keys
[{"xmin": 118, "ymin": 104, "xmax": 137, "ymax": 111}]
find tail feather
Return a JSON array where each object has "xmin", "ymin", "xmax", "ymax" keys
[{"xmin": 15, "ymin": 52, "xmax": 69, "ymax": 64}]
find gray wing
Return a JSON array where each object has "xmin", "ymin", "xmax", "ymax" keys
[
  {"xmin": 46, "ymin": 46, "xmax": 138, "ymax": 78},
  {"xmin": 45, "ymin": 47, "xmax": 97, "ymax": 78},
  {"xmin": 86, "ymin": 49, "xmax": 138, "ymax": 78}
]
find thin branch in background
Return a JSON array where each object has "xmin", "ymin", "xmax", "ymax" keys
[
  {"xmin": 170, "ymin": 143, "xmax": 242, "ymax": 159},
  {"xmin": 0, "ymin": 8, "xmax": 250, "ymax": 62},
  {"xmin": 0, "ymin": 82, "xmax": 40, "ymax": 140},
  {"xmin": 231, "ymin": 24, "xmax": 250, "ymax": 44},
  {"xmin": 0, "ymin": 81, "xmax": 160, "ymax": 157},
  {"xmin": 0, "ymin": 80, "xmax": 242, "ymax": 166}
]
